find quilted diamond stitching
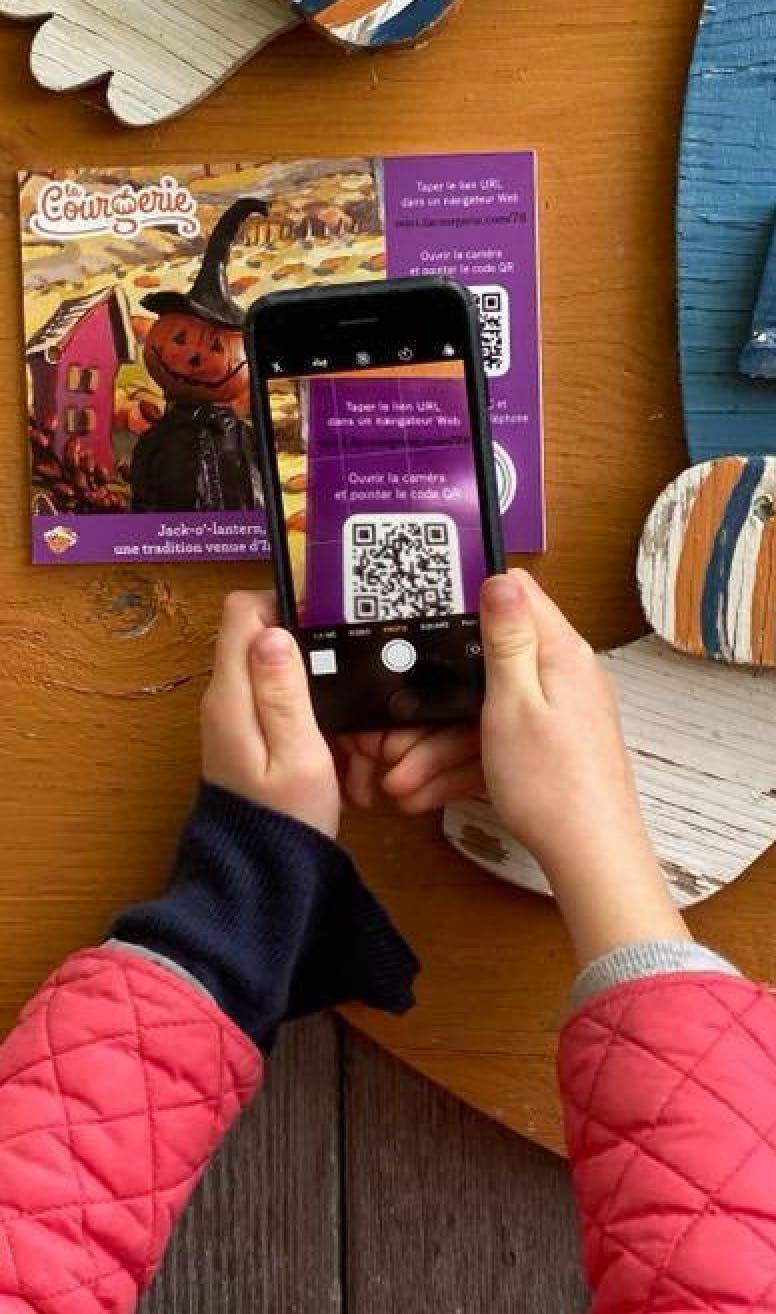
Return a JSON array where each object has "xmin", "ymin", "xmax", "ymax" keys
[
  {"xmin": 213, "ymin": 1000, "xmax": 226, "ymax": 1160},
  {"xmin": 576, "ymin": 1218, "xmax": 757, "ymax": 1314},
  {"xmin": 42, "ymin": 983, "xmax": 101, "ymax": 1292},
  {"xmin": 567, "ymin": 1102, "xmax": 776, "ymax": 1311},
  {"xmin": 709, "ymin": 981, "xmax": 776, "ymax": 1066},
  {"xmin": 586, "ymin": 986, "xmax": 766, "ymax": 1245},
  {"xmin": 0, "ymin": 1020, "xmax": 238, "ymax": 1088},
  {"xmin": 42, "ymin": 949, "xmax": 239, "ymax": 1032},
  {"xmin": 4, "ymin": 1154, "xmax": 241, "ymax": 1231},
  {"xmin": 642, "ymin": 1107, "xmax": 776, "ymax": 1314},
  {"xmin": 0, "ymin": 1091, "xmax": 240, "ymax": 1160},
  {"xmin": 0, "ymin": 1082, "xmax": 255, "ymax": 1230},
  {"xmin": 748, "ymin": 1261, "xmax": 776, "ymax": 1314},
  {"xmin": 2, "ymin": 1110, "xmax": 253, "ymax": 1298},
  {"xmin": 567, "ymin": 989, "xmax": 776, "ymax": 1160},
  {"xmin": 562, "ymin": 978, "xmax": 776, "ymax": 1312},
  {"xmin": 0, "ymin": 1205, "xmax": 23, "ymax": 1304},
  {"xmin": 636, "ymin": 1000, "xmax": 776, "ymax": 1313},
  {"xmin": 565, "ymin": 1092, "xmax": 768, "ymax": 1238},
  {"xmin": 573, "ymin": 985, "xmax": 645, "ymax": 1153},
  {"xmin": 0, "ymin": 948, "xmax": 260, "ymax": 1308},
  {"xmin": 2, "ymin": 1253, "xmax": 129, "ymax": 1308},
  {"xmin": 119, "ymin": 952, "xmax": 157, "ymax": 1287}
]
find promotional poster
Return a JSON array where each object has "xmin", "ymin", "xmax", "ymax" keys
[{"xmin": 18, "ymin": 154, "xmax": 543, "ymax": 565}]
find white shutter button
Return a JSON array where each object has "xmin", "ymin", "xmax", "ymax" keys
[{"xmin": 381, "ymin": 639, "xmax": 418, "ymax": 674}]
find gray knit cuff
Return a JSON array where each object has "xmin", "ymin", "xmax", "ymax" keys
[
  {"xmin": 106, "ymin": 937, "xmax": 216, "ymax": 1001},
  {"xmin": 571, "ymin": 941, "xmax": 741, "ymax": 1010}
]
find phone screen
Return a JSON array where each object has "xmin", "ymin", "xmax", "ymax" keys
[
  {"xmin": 249, "ymin": 277, "xmax": 504, "ymax": 730},
  {"xmin": 267, "ymin": 356, "xmax": 488, "ymax": 658}
]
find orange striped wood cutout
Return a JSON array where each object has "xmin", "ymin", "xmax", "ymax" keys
[
  {"xmin": 293, "ymin": 0, "xmax": 459, "ymax": 48},
  {"xmin": 638, "ymin": 455, "xmax": 776, "ymax": 666}
]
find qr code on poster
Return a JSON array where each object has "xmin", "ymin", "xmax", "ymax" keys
[
  {"xmin": 343, "ymin": 513, "xmax": 464, "ymax": 623},
  {"xmin": 471, "ymin": 284, "xmax": 511, "ymax": 379}
]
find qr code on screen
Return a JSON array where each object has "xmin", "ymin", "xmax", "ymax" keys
[
  {"xmin": 471, "ymin": 284, "xmax": 511, "ymax": 379},
  {"xmin": 343, "ymin": 514, "xmax": 464, "ymax": 623}
]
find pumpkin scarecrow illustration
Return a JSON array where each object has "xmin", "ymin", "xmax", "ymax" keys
[{"xmin": 130, "ymin": 198, "xmax": 267, "ymax": 513}]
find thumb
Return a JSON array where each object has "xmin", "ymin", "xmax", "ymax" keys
[
  {"xmin": 480, "ymin": 571, "xmax": 544, "ymax": 709},
  {"xmin": 250, "ymin": 627, "xmax": 323, "ymax": 764}
]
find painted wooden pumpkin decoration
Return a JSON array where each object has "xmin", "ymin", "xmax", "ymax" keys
[
  {"xmin": 292, "ymin": 0, "xmax": 460, "ymax": 48},
  {"xmin": 638, "ymin": 455, "xmax": 776, "ymax": 666},
  {"xmin": 144, "ymin": 314, "xmax": 249, "ymax": 407}
]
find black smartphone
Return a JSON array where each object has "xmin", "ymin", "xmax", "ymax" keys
[{"xmin": 246, "ymin": 276, "xmax": 505, "ymax": 733}]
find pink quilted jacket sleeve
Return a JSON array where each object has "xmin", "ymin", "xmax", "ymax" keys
[
  {"xmin": 0, "ymin": 944, "xmax": 261, "ymax": 1314},
  {"xmin": 559, "ymin": 973, "xmax": 776, "ymax": 1313}
]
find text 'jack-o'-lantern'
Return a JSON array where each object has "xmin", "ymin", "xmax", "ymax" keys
[{"xmin": 144, "ymin": 313, "xmax": 249, "ymax": 407}]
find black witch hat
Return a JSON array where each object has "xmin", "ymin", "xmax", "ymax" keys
[{"xmin": 141, "ymin": 197, "xmax": 270, "ymax": 329}]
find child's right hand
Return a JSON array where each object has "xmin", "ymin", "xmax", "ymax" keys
[
  {"xmin": 478, "ymin": 570, "xmax": 690, "ymax": 964},
  {"xmin": 479, "ymin": 570, "xmax": 643, "ymax": 877},
  {"xmin": 380, "ymin": 570, "xmax": 690, "ymax": 965}
]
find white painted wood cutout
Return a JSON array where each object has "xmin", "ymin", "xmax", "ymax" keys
[
  {"xmin": 444, "ymin": 634, "xmax": 776, "ymax": 908},
  {"xmin": 0, "ymin": 0, "xmax": 300, "ymax": 126}
]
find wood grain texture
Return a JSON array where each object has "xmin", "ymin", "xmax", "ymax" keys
[
  {"xmin": 446, "ymin": 634, "xmax": 776, "ymax": 905},
  {"xmin": 0, "ymin": 0, "xmax": 300, "ymax": 126},
  {"xmin": 638, "ymin": 455, "xmax": 776, "ymax": 664},
  {"xmin": 141, "ymin": 1017, "xmax": 342, "ymax": 1314},
  {"xmin": 679, "ymin": 0, "xmax": 776, "ymax": 464},
  {"xmin": 1, "ymin": 1, "xmax": 766, "ymax": 1158},
  {"xmin": 344, "ymin": 1031, "xmax": 587, "ymax": 1314},
  {"xmin": 139, "ymin": 1020, "xmax": 587, "ymax": 1313}
]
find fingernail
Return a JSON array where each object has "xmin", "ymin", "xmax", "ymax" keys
[
  {"xmin": 482, "ymin": 572, "xmax": 524, "ymax": 614},
  {"xmin": 253, "ymin": 628, "xmax": 293, "ymax": 667}
]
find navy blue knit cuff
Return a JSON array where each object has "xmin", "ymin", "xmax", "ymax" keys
[{"xmin": 110, "ymin": 781, "xmax": 419, "ymax": 1048}]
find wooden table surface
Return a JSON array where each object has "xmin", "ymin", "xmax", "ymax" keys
[{"xmin": 2, "ymin": 0, "xmax": 766, "ymax": 1157}]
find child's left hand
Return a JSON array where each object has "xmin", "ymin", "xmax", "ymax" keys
[
  {"xmin": 201, "ymin": 590, "xmax": 482, "ymax": 831},
  {"xmin": 201, "ymin": 591, "xmax": 341, "ymax": 838},
  {"xmin": 343, "ymin": 726, "xmax": 482, "ymax": 813}
]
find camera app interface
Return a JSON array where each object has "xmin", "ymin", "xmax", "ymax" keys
[{"xmin": 267, "ymin": 352, "xmax": 488, "ymax": 678}]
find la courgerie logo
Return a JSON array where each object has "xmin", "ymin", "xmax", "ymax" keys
[{"xmin": 30, "ymin": 175, "xmax": 200, "ymax": 241}]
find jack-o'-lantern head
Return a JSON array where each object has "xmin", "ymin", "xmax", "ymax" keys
[
  {"xmin": 141, "ymin": 196, "xmax": 269, "ymax": 407},
  {"xmin": 144, "ymin": 313, "xmax": 248, "ymax": 405}
]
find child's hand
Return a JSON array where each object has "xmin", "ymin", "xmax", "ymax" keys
[
  {"xmin": 479, "ymin": 570, "xmax": 636, "ymax": 868},
  {"xmin": 201, "ymin": 592, "xmax": 340, "ymax": 838},
  {"xmin": 478, "ymin": 570, "xmax": 688, "ymax": 963},
  {"xmin": 339, "ymin": 729, "xmax": 482, "ymax": 812},
  {"xmin": 376, "ymin": 724, "xmax": 483, "ymax": 813},
  {"xmin": 372, "ymin": 569, "xmax": 688, "ymax": 963}
]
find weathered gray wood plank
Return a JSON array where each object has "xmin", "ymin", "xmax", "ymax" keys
[
  {"xmin": 139, "ymin": 1019, "xmax": 587, "ymax": 1313},
  {"xmin": 141, "ymin": 1016, "xmax": 342, "ymax": 1314},
  {"xmin": 343, "ymin": 1032, "xmax": 587, "ymax": 1314}
]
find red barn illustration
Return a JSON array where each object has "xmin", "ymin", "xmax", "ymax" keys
[{"xmin": 26, "ymin": 286, "xmax": 135, "ymax": 474}]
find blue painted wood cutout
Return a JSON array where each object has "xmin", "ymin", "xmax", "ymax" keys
[
  {"xmin": 679, "ymin": 0, "xmax": 776, "ymax": 463},
  {"xmin": 740, "ymin": 218, "xmax": 776, "ymax": 378}
]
